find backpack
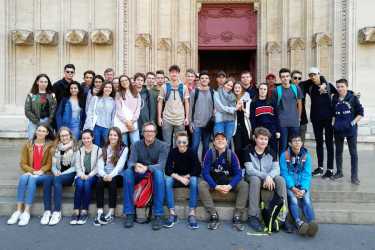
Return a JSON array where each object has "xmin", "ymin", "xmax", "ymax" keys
[
  {"xmin": 133, "ymin": 171, "xmax": 153, "ymax": 223},
  {"xmin": 165, "ymin": 82, "xmax": 185, "ymax": 102},
  {"xmin": 276, "ymin": 84, "xmax": 298, "ymax": 107},
  {"xmin": 333, "ymin": 95, "xmax": 356, "ymax": 136},
  {"xmin": 261, "ymin": 192, "xmax": 284, "ymax": 234},
  {"xmin": 191, "ymin": 88, "xmax": 215, "ymax": 129},
  {"xmin": 210, "ymin": 148, "xmax": 233, "ymax": 185}
]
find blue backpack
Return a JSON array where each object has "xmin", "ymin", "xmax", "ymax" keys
[
  {"xmin": 333, "ymin": 95, "xmax": 355, "ymax": 136},
  {"xmin": 276, "ymin": 84, "xmax": 298, "ymax": 107},
  {"xmin": 165, "ymin": 82, "xmax": 185, "ymax": 102}
]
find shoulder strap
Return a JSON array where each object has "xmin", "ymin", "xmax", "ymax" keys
[
  {"xmin": 165, "ymin": 83, "xmax": 172, "ymax": 101},
  {"xmin": 276, "ymin": 85, "xmax": 282, "ymax": 106},
  {"xmin": 226, "ymin": 148, "xmax": 232, "ymax": 166},
  {"xmin": 290, "ymin": 84, "xmax": 298, "ymax": 99},
  {"xmin": 191, "ymin": 89, "xmax": 200, "ymax": 123},
  {"xmin": 210, "ymin": 88, "xmax": 215, "ymax": 109},
  {"xmin": 178, "ymin": 83, "xmax": 184, "ymax": 102}
]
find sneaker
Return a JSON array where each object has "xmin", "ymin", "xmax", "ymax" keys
[
  {"xmin": 307, "ymin": 221, "xmax": 319, "ymax": 237},
  {"xmin": 98, "ymin": 213, "xmax": 109, "ymax": 225},
  {"xmin": 322, "ymin": 170, "xmax": 333, "ymax": 179},
  {"xmin": 18, "ymin": 212, "xmax": 30, "ymax": 226},
  {"xmin": 70, "ymin": 213, "xmax": 80, "ymax": 225},
  {"xmin": 187, "ymin": 215, "xmax": 199, "ymax": 230},
  {"xmin": 248, "ymin": 216, "xmax": 263, "ymax": 232},
  {"xmin": 48, "ymin": 211, "xmax": 62, "ymax": 226},
  {"xmin": 351, "ymin": 178, "xmax": 360, "ymax": 185},
  {"xmin": 297, "ymin": 221, "xmax": 309, "ymax": 236},
  {"xmin": 152, "ymin": 215, "xmax": 163, "ymax": 231},
  {"xmin": 104, "ymin": 213, "xmax": 114, "ymax": 224},
  {"xmin": 331, "ymin": 172, "xmax": 344, "ymax": 180},
  {"xmin": 40, "ymin": 210, "xmax": 51, "ymax": 225},
  {"xmin": 232, "ymin": 215, "xmax": 245, "ymax": 231},
  {"xmin": 77, "ymin": 213, "xmax": 88, "ymax": 225},
  {"xmin": 124, "ymin": 214, "xmax": 135, "ymax": 228},
  {"xmin": 163, "ymin": 214, "xmax": 178, "ymax": 228},
  {"xmin": 312, "ymin": 167, "xmax": 323, "ymax": 177},
  {"xmin": 207, "ymin": 213, "xmax": 220, "ymax": 230},
  {"xmin": 93, "ymin": 214, "xmax": 102, "ymax": 226},
  {"xmin": 7, "ymin": 211, "xmax": 21, "ymax": 225}
]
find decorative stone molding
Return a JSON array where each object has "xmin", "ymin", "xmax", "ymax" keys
[
  {"xmin": 135, "ymin": 33, "xmax": 151, "ymax": 48},
  {"xmin": 287, "ymin": 37, "xmax": 305, "ymax": 51},
  {"xmin": 312, "ymin": 32, "xmax": 332, "ymax": 48},
  {"xmin": 265, "ymin": 41, "xmax": 281, "ymax": 55},
  {"xmin": 91, "ymin": 29, "xmax": 113, "ymax": 45},
  {"xmin": 358, "ymin": 27, "xmax": 375, "ymax": 44},
  {"xmin": 157, "ymin": 38, "xmax": 172, "ymax": 50},
  {"xmin": 65, "ymin": 29, "xmax": 88, "ymax": 45},
  {"xmin": 177, "ymin": 41, "xmax": 191, "ymax": 54},
  {"xmin": 35, "ymin": 30, "xmax": 58, "ymax": 45},
  {"xmin": 10, "ymin": 30, "xmax": 34, "ymax": 45}
]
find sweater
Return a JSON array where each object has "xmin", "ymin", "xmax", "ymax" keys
[
  {"xmin": 189, "ymin": 88, "xmax": 214, "ymax": 128},
  {"xmin": 243, "ymin": 146, "xmax": 279, "ymax": 179},
  {"xmin": 97, "ymin": 146, "xmax": 128, "ymax": 178},
  {"xmin": 115, "ymin": 91, "xmax": 142, "ymax": 132},
  {"xmin": 165, "ymin": 148, "xmax": 200, "ymax": 177},
  {"xmin": 214, "ymin": 88, "xmax": 237, "ymax": 123},
  {"xmin": 84, "ymin": 96, "xmax": 116, "ymax": 130},
  {"xmin": 52, "ymin": 78, "xmax": 71, "ymax": 105},
  {"xmin": 20, "ymin": 141, "xmax": 54, "ymax": 173},
  {"xmin": 250, "ymin": 98, "xmax": 279, "ymax": 133},
  {"xmin": 75, "ymin": 145, "xmax": 102, "ymax": 177}
]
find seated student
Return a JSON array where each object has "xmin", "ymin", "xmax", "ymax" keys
[
  {"xmin": 7, "ymin": 123, "xmax": 55, "ymax": 226},
  {"xmin": 280, "ymin": 133, "xmax": 318, "ymax": 237},
  {"xmin": 94, "ymin": 127, "xmax": 128, "ymax": 226},
  {"xmin": 123, "ymin": 122, "xmax": 169, "ymax": 230},
  {"xmin": 243, "ymin": 127, "xmax": 288, "ymax": 232},
  {"xmin": 48, "ymin": 127, "xmax": 78, "ymax": 226},
  {"xmin": 164, "ymin": 131, "xmax": 200, "ymax": 229},
  {"xmin": 70, "ymin": 129, "xmax": 102, "ymax": 225},
  {"xmin": 199, "ymin": 132, "xmax": 249, "ymax": 231}
]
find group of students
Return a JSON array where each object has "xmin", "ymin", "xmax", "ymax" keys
[{"xmin": 7, "ymin": 63, "xmax": 364, "ymax": 237}]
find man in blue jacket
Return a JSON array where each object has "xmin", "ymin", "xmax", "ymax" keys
[
  {"xmin": 199, "ymin": 132, "xmax": 249, "ymax": 231},
  {"xmin": 280, "ymin": 133, "xmax": 318, "ymax": 237}
]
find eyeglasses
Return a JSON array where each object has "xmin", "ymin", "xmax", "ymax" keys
[
  {"xmin": 293, "ymin": 77, "xmax": 302, "ymax": 80},
  {"xmin": 176, "ymin": 140, "xmax": 188, "ymax": 145},
  {"xmin": 65, "ymin": 70, "xmax": 74, "ymax": 74}
]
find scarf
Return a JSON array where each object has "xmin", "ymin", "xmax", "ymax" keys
[{"xmin": 54, "ymin": 141, "xmax": 75, "ymax": 169}]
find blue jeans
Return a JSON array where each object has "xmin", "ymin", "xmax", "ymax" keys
[
  {"xmin": 123, "ymin": 168, "xmax": 165, "ymax": 216},
  {"xmin": 16, "ymin": 174, "xmax": 52, "ymax": 210},
  {"xmin": 191, "ymin": 127, "xmax": 211, "ymax": 161},
  {"xmin": 279, "ymin": 127, "xmax": 300, "ymax": 153},
  {"xmin": 27, "ymin": 117, "xmax": 48, "ymax": 140},
  {"xmin": 122, "ymin": 129, "xmax": 140, "ymax": 146},
  {"xmin": 287, "ymin": 189, "xmax": 315, "ymax": 224},
  {"xmin": 93, "ymin": 125, "xmax": 109, "ymax": 147},
  {"xmin": 165, "ymin": 176, "xmax": 198, "ymax": 209},
  {"xmin": 73, "ymin": 176, "xmax": 97, "ymax": 210},
  {"xmin": 52, "ymin": 172, "xmax": 75, "ymax": 211},
  {"xmin": 214, "ymin": 121, "xmax": 235, "ymax": 147},
  {"xmin": 69, "ymin": 116, "xmax": 81, "ymax": 140}
]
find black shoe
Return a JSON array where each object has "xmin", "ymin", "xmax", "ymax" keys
[
  {"xmin": 163, "ymin": 214, "xmax": 178, "ymax": 228},
  {"xmin": 77, "ymin": 213, "xmax": 88, "ymax": 225},
  {"xmin": 69, "ymin": 214, "xmax": 79, "ymax": 225},
  {"xmin": 322, "ymin": 170, "xmax": 333, "ymax": 179},
  {"xmin": 281, "ymin": 220, "xmax": 294, "ymax": 234},
  {"xmin": 331, "ymin": 172, "xmax": 344, "ymax": 180},
  {"xmin": 152, "ymin": 216, "xmax": 163, "ymax": 231},
  {"xmin": 312, "ymin": 167, "xmax": 323, "ymax": 177},
  {"xmin": 124, "ymin": 214, "xmax": 135, "ymax": 228},
  {"xmin": 208, "ymin": 213, "xmax": 220, "ymax": 230},
  {"xmin": 351, "ymin": 178, "xmax": 360, "ymax": 185},
  {"xmin": 307, "ymin": 221, "xmax": 319, "ymax": 237},
  {"xmin": 232, "ymin": 215, "xmax": 245, "ymax": 231},
  {"xmin": 98, "ymin": 213, "xmax": 108, "ymax": 225},
  {"xmin": 93, "ymin": 214, "xmax": 102, "ymax": 227},
  {"xmin": 248, "ymin": 216, "xmax": 263, "ymax": 232},
  {"xmin": 297, "ymin": 221, "xmax": 309, "ymax": 236}
]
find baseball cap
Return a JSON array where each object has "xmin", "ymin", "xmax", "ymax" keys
[
  {"xmin": 217, "ymin": 70, "xmax": 226, "ymax": 78},
  {"xmin": 214, "ymin": 132, "xmax": 226, "ymax": 139},
  {"xmin": 308, "ymin": 67, "xmax": 320, "ymax": 75}
]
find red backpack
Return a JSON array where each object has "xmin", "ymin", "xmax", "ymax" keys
[{"xmin": 133, "ymin": 171, "xmax": 153, "ymax": 208}]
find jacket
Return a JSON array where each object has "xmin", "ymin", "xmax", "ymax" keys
[
  {"xmin": 244, "ymin": 146, "xmax": 279, "ymax": 179},
  {"xmin": 233, "ymin": 92, "xmax": 252, "ymax": 137},
  {"xmin": 20, "ymin": 141, "xmax": 54, "ymax": 173},
  {"xmin": 24, "ymin": 93, "xmax": 57, "ymax": 125},
  {"xmin": 138, "ymin": 86, "xmax": 157, "ymax": 130},
  {"xmin": 214, "ymin": 88, "xmax": 237, "ymax": 123},
  {"xmin": 55, "ymin": 97, "xmax": 86, "ymax": 130},
  {"xmin": 75, "ymin": 145, "xmax": 102, "ymax": 177}
]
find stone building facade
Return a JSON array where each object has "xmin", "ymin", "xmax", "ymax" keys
[{"xmin": 0, "ymin": 0, "xmax": 375, "ymax": 140}]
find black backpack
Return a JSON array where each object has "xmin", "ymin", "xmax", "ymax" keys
[
  {"xmin": 261, "ymin": 192, "xmax": 284, "ymax": 234},
  {"xmin": 210, "ymin": 148, "xmax": 232, "ymax": 185}
]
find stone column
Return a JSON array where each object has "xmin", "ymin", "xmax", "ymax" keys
[
  {"xmin": 312, "ymin": 32, "xmax": 333, "ymax": 78},
  {"xmin": 288, "ymin": 38, "xmax": 305, "ymax": 72},
  {"xmin": 266, "ymin": 41, "xmax": 282, "ymax": 77}
]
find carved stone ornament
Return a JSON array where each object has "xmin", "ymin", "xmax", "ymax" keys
[
  {"xmin": 266, "ymin": 41, "xmax": 281, "ymax": 55},
  {"xmin": 65, "ymin": 29, "xmax": 88, "ymax": 45},
  {"xmin": 312, "ymin": 32, "xmax": 332, "ymax": 48},
  {"xmin": 91, "ymin": 29, "xmax": 113, "ymax": 45},
  {"xmin": 358, "ymin": 27, "xmax": 375, "ymax": 44},
  {"xmin": 35, "ymin": 30, "xmax": 58, "ymax": 45},
  {"xmin": 135, "ymin": 33, "xmax": 151, "ymax": 48},
  {"xmin": 157, "ymin": 38, "xmax": 172, "ymax": 50},
  {"xmin": 177, "ymin": 41, "xmax": 191, "ymax": 54},
  {"xmin": 288, "ymin": 37, "xmax": 305, "ymax": 51},
  {"xmin": 10, "ymin": 30, "xmax": 34, "ymax": 45}
]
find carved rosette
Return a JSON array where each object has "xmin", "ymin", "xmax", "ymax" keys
[
  {"xmin": 266, "ymin": 41, "xmax": 281, "ymax": 55},
  {"xmin": 91, "ymin": 29, "xmax": 113, "ymax": 45},
  {"xmin": 35, "ymin": 30, "xmax": 58, "ymax": 45},
  {"xmin": 135, "ymin": 33, "xmax": 151, "ymax": 48},
  {"xmin": 10, "ymin": 30, "xmax": 34, "ymax": 45},
  {"xmin": 287, "ymin": 38, "xmax": 305, "ymax": 51},
  {"xmin": 358, "ymin": 27, "xmax": 375, "ymax": 44},
  {"xmin": 65, "ymin": 29, "xmax": 88, "ymax": 45},
  {"xmin": 312, "ymin": 33, "xmax": 332, "ymax": 48}
]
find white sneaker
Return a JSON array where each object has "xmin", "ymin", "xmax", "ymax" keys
[
  {"xmin": 18, "ymin": 212, "xmax": 30, "ymax": 226},
  {"xmin": 40, "ymin": 210, "xmax": 51, "ymax": 225},
  {"xmin": 48, "ymin": 211, "xmax": 62, "ymax": 226},
  {"xmin": 7, "ymin": 211, "xmax": 21, "ymax": 225}
]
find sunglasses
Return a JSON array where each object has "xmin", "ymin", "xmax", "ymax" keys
[
  {"xmin": 176, "ymin": 140, "xmax": 188, "ymax": 145},
  {"xmin": 65, "ymin": 70, "xmax": 74, "ymax": 74},
  {"xmin": 293, "ymin": 77, "xmax": 302, "ymax": 80}
]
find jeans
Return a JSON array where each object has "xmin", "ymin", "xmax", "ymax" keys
[
  {"xmin": 122, "ymin": 129, "xmax": 140, "ymax": 146},
  {"xmin": 191, "ymin": 127, "xmax": 211, "ymax": 162},
  {"xmin": 69, "ymin": 116, "xmax": 81, "ymax": 140},
  {"xmin": 53, "ymin": 172, "xmax": 75, "ymax": 211},
  {"xmin": 165, "ymin": 176, "xmax": 198, "ymax": 209},
  {"xmin": 73, "ymin": 176, "xmax": 97, "ymax": 210},
  {"xmin": 123, "ymin": 168, "xmax": 165, "ymax": 216},
  {"xmin": 162, "ymin": 121, "xmax": 185, "ymax": 149},
  {"xmin": 16, "ymin": 174, "xmax": 52, "ymax": 210},
  {"xmin": 214, "ymin": 121, "xmax": 235, "ymax": 147},
  {"xmin": 27, "ymin": 117, "xmax": 48, "ymax": 140},
  {"xmin": 93, "ymin": 125, "xmax": 109, "ymax": 147},
  {"xmin": 96, "ymin": 176, "xmax": 122, "ymax": 209},
  {"xmin": 279, "ymin": 127, "xmax": 300, "ymax": 153},
  {"xmin": 335, "ymin": 133, "xmax": 358, "ymax": 180},
  {"xmin": 287, "ymin": 189, "xmax": 315, "ymax": 224},
  {"xmin": 312, "ymin": 119, "xmax": 334, "ymax": 170}
]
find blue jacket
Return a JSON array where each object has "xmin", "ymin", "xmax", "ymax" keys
[
  {"xmin": 55, "ymin": 97, "xmax": 86, "ymax": 130},
  {"xmin": 280, "ymin": 147, "xmax": 312, "ymax": 191}
]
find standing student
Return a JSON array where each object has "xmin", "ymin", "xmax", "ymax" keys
[
  {"xmin": 137, "ymin": 73, "xmax": 158, "ymax": 133},
  {"xmin": 291, "ymin": 70, "xmax": 308, "ymax": 142},
  {"xmin": 115, "ymin": 74, "xmax": 141, "ymax": 146},
  {"xmin": 185, "ymin": 68, "xmax": 197, "ymax": 93},
  {"xmin": 81, "ymin": 70, "xmax": 95, "ymax": 97},
  {"xmin": 85, "ymin": 75, "xmax": 104, "ymax": 114},
  {"xmin": 104, "ymin": 68, "xmax": 115, "ymax": 82},
  {"xmin": 53, "ymin": 64, "xmax": 76, "ymax": 105},
  {"xmin": 7, "ymin": 124, "xmax": 55, "ymax": 226},
  {"xmin": 153, "ymin": 70, "xmax": 166, "ymax": 139},
  {"xmin": 112, "ymin": 77, "xmax": 120, "ymax": 92},
  {"xmin": 25, "ymin": 74, "xmax": 57, "ymax": 140},
  {"xmin": 71, "ymin": 129, "xmax": 101, "ymax": 225},
  {"xmin": 216, "ymin": 70, "xmax": 227, "ymax": 89},
  {"xmin": 164, "ymin": 131, "xmax": 200, "ymax": 229},
  {"xmin": 265, "ymin": 73, "xmax": 277, "ymax": 98},
  {"xmin": 145, "ymin": 72, "xmax": 156, "ymax": 90},
  {"xmin": 48, "ymin": 127, "xmax": 77, "ymax": 226},
  {"xmin": 94, "ymin": 127, "xmax": 128, "ymax": 226},
  {"xmin": 55, "ymin": 82, "xmax": 86, "ymax": 140},
  {"xmin": 84, "ymin": 82, "xmax": 116, "ymax": 147},
  {"xmin": 240, "ymin": 71, "xmax": 257, "ymax": 99},
  {"xmin": 332, "ymin": 79, "xmax": 364, "ymax": 185}
]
